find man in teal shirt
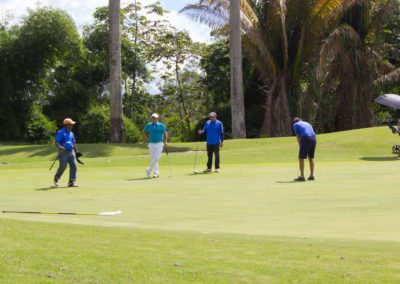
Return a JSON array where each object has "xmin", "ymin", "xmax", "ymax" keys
[{"xmin": 143, "ymin": 113, "xmax": 168, "ymax": 178}]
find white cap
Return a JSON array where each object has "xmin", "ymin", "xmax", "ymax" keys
[
  {"xmin": 151, "ymin": 113, "xmax": 159, "ymax": 118},
  {"xmin": 209, "ymin": 112, "xmax": 216, "ymax": 117}
]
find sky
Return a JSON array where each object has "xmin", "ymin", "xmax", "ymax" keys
[
  {"xmin": 0, "ymin": 0, "xmax": 212, "ymax": 43},
  {"xmin": 0, "ymin": 0, "xmax": 212, "ymax": 93}
]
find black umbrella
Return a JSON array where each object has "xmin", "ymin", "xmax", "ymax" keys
[{"xmin": 375, "ymin": 94, "xmax": 400, "ymax": 109}]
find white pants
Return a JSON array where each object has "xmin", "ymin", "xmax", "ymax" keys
[{"xmin": 147, "ymin": 142, "xmax": 164, "ymax": 175}]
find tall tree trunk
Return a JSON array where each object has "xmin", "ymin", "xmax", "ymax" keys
[
  {"xmin": 229, "ymin": 0, "xmax": 246, "ymax": 139},
  {"xmin": 261, "ymin": 73, "xmax": 292, "ymax": 137},
  {"xmin": 109, "ymin": 0, "xmax": 124, "ymax": 143},
  {"xmin": 175, "ymin": 60, "xmax": 191, "ymax": 135},
  {"xmin": 129, "ymin": 0, "xmax": 139, "ymax": 120}
]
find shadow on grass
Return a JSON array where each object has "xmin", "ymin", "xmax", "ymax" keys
[
  {"xmin": 34, "ymin": 186, "xmax": 68, "ymax": 191},
  {"xmin": 0, "ymin": 144, "xmax": 192, "ymax": 160},
  {"xmin": 276, "ymin": 180, "xmax": 303, "ymax": 184},
  {"xmin": 126, "ymin": 177, "xmax": 152, "ymax": 181},
  {"xmin": 360, "ymin": 156, "xmax": 400, "ymax": 161}
]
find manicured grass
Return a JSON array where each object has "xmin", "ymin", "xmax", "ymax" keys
[{"xmin": 0, "ymin": 126, "xmax": 400, "ymax": 282}]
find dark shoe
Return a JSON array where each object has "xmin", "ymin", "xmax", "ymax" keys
[
  {"xmin": 203, "ymin": 168, "xmax": 211, "ymax": 173},
  {"xmin": 294, "ymin": 176, "xmax": 306, "ymax": 182},
  {"xmin": 308, "ymin": 176, "xmax": 315, "ymax": 181},
  {"xmin": 68, "ymin": 181, "xmax": 79, "ymax": 187},
  {"xmin": 53, "ymin": 176, "xmax": 59, "ymax": 186}
]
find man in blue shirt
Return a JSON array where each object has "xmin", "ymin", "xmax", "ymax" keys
[
  {"xmin": 54, "ymin": 118, "xmax": 80, "ymax": 187},
  {"xmin": 292, "ymin": 117, "xmax": 316, "ymax": 181},
  {"xmin": 143, "ymin": 113, "xmax": 168, "ymax": 178},
  {"xmin": 198, "ymin": 112, "xmax": 224, "ymax": 173}
]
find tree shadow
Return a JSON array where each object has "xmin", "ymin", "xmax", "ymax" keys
[
  {"xmin": 0, "ymin": 144, "xmax": 192, "ymax": 161},
  {"xmin": 359, "ymin": 156, "xmax": 400, "ymax": 162}
]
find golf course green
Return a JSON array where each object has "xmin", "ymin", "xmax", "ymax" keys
[{"xmin": 1, "ymin": 126, "xmax": 400, "ymax": 283}]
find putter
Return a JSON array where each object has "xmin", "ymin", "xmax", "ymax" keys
[
  {"xmin": 49, "ymin": 154, "xmax": 59, "ymax": 171},
  {"xmin": 165, "ymin": 144, "xmax": 172, "ymax": 177},
  {"xmin": 2, "ymin": 210, "xmax": 122, "ymax": 216},
  {"xmin": 193, "ymin": 134, "xmax": 200, "ymax": 174}
]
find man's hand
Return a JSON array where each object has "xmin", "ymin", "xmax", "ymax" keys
[
  {"xmin": 197, "ymin": 129, "xmax": 202, "ymax": 135},
  {"xmin": 220, "ymin": 142, "xmax": 223, "ymax": 148},
  {"xmin": 58, "ymin": 146, "xmax": 65, "ymax": 152}
]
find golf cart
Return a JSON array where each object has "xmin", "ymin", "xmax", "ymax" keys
[{"xmin": 375, "ymin": 94, "xmax": 400, "ymax": 155}]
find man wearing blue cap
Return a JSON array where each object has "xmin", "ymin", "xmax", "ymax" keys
[
  {"xmin": 54, "ymin": 118, "xmax": 79, "ymax": 187},
  {"xmin": 198, "ymin": 112, "xmax": 224, "ymax": 173},
  {"xmin": 292, "ymin": 117, "xmax": 316, "ymax": 181},
  {"xmin": 143, "ymin": 113, "xmax": 168, "ymax": 178}
]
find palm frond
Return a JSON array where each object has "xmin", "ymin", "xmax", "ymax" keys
[
  {"xmin": 279, "ymin": 0, "xmax": 289, "ymax": 68},
  {"xmin": 180, "ymin": 4, "xmax": 229, "ymax": 29},
  {"xmin": 317, "ymin": 24, "xmax": 360, "ymax": 81},
  {"xmin": 373, "ymin": 68, "xmax": 400, "ymax": 88},
  {"xmin": 242, "ymin": 28, "xmax": 277, "ymax": 77},
  {"xmin": 311, "ymin": 0, "xmax": 360, "ymax": 29}
]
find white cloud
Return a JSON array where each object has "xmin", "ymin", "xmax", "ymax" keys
[
  {"xmin": 1, "ymin": 0, "xmax": 212, "ymax": 95},
  {"xmin": 1, "ymin": 0, "xmax": 211, "ymax": 42}
]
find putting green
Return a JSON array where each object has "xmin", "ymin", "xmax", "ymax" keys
[{"xmin": 1, "ymin": 126, "xmax": 400, "ymax": 242}]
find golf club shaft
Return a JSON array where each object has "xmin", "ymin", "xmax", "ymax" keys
[
  {"xmin": 165, "ymin": 144, "xmax": 172, "ymax": 177},
  {"xmin": 193, "ymin": 135, "xmax": 200, "ymax": 171},
  {"xmin": 49, "ymin": 154, "xmax": 59, "ymax": 171},
  {"xmin": 2, "ymin": 210, "xmax": 97, "ymax": 215}
]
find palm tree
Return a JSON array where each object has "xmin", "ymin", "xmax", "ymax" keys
[
  {"xmin": 230, "ymin": 0, "xmax": 246, "ymax": 138},
  {"xmin": 182, "ymin": 0, "xmax": 247, "ymax": 138},
  {"xmin": 317, "ymin": 0, "xmax": 400, "ymax": 131},
  {"xmin": 182, "ymin": 0, "xmax": 359, "ymax": 137},
  {"xmin": 109, "ymin": 0, "xmax": 124, "ymax": 142}
]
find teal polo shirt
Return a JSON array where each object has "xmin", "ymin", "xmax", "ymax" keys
[{"xmin": 143, "ymin": 122, "xmax": 167, "ymax": 143}]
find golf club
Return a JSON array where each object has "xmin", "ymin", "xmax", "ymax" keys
[
  {"xmin": 165, "ymin": 143, "xmax": 172, "ymax": 177},
  {"xmin": 2, "ymin": 210, "xmax": 122, "ymax": 216},
  {"xmin": 49, "ymin": 154, "xmax": 59, "ymax": 171},
  {"xmin": 193, "ymin": 134, "xmax": 200, "ymax": 174}
]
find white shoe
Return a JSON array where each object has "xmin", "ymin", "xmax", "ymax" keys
[
  {"xmin": 146, "ymin": 169, "xmax": 151, "ymax": 178},
  {"xmin": 215, "ymin": 168, "xmax": 220, "ymax": 173},
  {"xmin": 153, "ymin": 174, "xmax": 159, "ymax": 178}
]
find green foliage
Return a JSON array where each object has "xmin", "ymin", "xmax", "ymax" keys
[
  {"xmin": 79, "ymin": 104, "xmax": 110, "ymax": 143},
  {"xmin": 123, "ymin": 117, "xmax": 141, "ymax": 143},
  {"xmin": 0, "ymin": 7, "xmax": 81, "ymax": 141},
  {"xmin": 26, "ymin": 104, "xmax": 57, "ymax": 143}
]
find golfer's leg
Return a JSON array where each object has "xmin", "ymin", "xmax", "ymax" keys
[
  {"xmin": 149, "ymin": 143, "xmax": 157, "ymax": 174},
  {"xmin": 153, "ymin": 143, "xmax": 163, "ymax": 176},
  {"xmin": 206, "ymin": 144, "xmax": 213, "ymax": 169},
  {"xmin": 214, "ymin": 145, "xmax": 220, "ymax": 169},
  {"xmin": 55, "ymin": 152, "xmax": 68, "ymax": 179},
  {"xmin": 299, "ymin": 159, "xmax": 305, "ymax": 177},
  {"xmin": 309, "ymin": 158, "xmax": 314, "ymax": 177},
  {"xmin": 68, "ymin": 152, "xmax": 77, "ymax": 182}
]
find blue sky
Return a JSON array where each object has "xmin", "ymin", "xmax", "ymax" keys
[
  {"xmin": 0, "ymin": 0, "xmax": 211, "ymax": 42},
  {"xmin": 0, "ymin": 0, "xmax": 211, "ymax": 94}
]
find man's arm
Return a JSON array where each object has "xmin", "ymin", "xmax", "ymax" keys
[
  {"xmin": 296, "ymin": 135, "xmax": 300, "ymax": 146},
  {"xmin": 220, "ymin": 123, "xmax": 224, "ymax": 148},
  {"xmin": 143, "ymin": 131, "xmax": 148, "ymax": 143}
]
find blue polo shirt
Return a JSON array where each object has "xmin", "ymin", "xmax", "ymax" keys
[
  {"xmin": 55, "ymin": 127, "xmax": 76, "ymax": 150},
  {"xmin": 201, "ymin": 120, "xmax": 224, "ymax": 145},
  {"xmin": 143, "ymin": 122, "xmax": 167, "ymax": 143},
  {"xmin": 293, "ymin": 121, "xmax": 316, "ymax": 139}
]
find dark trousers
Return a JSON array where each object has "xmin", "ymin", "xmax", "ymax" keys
[{"xmin": 207, "ymin": 144, "xmax": 220, "ymax": 169}]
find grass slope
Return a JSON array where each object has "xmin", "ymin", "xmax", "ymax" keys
[{"xmin": 1, "ymin": 126, "xmax": 400, "ymax": 282}]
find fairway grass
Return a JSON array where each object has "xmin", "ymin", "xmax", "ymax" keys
[{"xmin": 1, "ymin": 126, "xmax": 400, "ymax": 282}]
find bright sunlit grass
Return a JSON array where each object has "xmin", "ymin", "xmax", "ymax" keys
[{"xmin": 1, "ymin": 126, "xmax": 400, "ymax": 282}]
